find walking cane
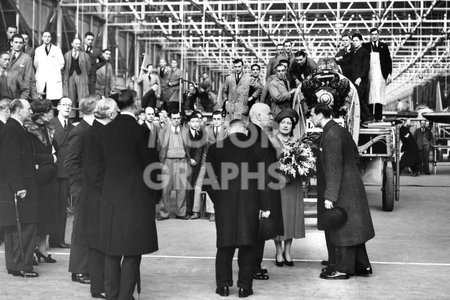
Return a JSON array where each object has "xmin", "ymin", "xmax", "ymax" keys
[
  {"xmin": 13, "ymin": 193, "xmax": 27, "ymax": 281},
  {"xmin": 136, "ymin": 267, "xmax": 141, "ymax": 300}
]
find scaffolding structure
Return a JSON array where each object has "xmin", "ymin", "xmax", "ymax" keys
[{"xmin": 1, "ymin": 0, "xmax": 449, "ymax": 103}]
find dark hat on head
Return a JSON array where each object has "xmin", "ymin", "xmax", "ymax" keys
[
  {"xmin": 35, "ymin": 162, "xmax": 57, "ymax": 185},
  {"xmin": 274, "ymin": 109, "xmax": 299, "ymax": 126},
  {"xmin": 319, "ymin": 207, "xmax": 347, "ymax": 230},
  {"xmin": 30, "ymin": 99, "xmax": 52, "ymax": 114}
]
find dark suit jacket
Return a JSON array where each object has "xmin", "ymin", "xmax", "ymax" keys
[
  {"xmin": 64, "ymin": 119, "xmax": 91, "ymax": 187},
  {"xmin": 335, "ymin": 46, "xmax": 354, "ymax": 79},
  {"xmin": 63, "ymin": 51, "xmax": 91, "ymax": 97},
  {"xmin": 50, "ymin": 117, "xmax": 74, "ymax": 178},
  {"xmin": 142, "ymin": 90, "xmax": 158, "ymax": 109},
  {"xmin": 0, "ymin": 118, "xmax": 39, "ymax": 226},
  {"xmin": 350, "ymin": 46, "xmax": 370, "ymax": 83},
  {"xmin": 142, "ymin": 121, "xmax": 160, "ymax": 149},
  {"xmin": 97, "ymin": 114, "xmax": 158, "ymax": 255},
  {"xmin": 363, "ymin": 41, "xmax": 392, "ymax": 79},
  {"xmin": 247, "ymin": 123, "xmax": 284, "ymax": 237},
  {"xmin": 186, "ymin": 128, "xmax": 206, "ymax": 165}
]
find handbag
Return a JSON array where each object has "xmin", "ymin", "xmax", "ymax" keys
[{"xmin": 258, "ymin": 217, "xmax": 277, "ymax": 240}]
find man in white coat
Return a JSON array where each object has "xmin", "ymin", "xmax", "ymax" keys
[{"xmin": 34, "ymin": 32, "xmax": 65, "ymax": 100}]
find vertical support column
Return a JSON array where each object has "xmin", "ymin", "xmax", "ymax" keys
[
  {"xmin": 134, "ymin": 32, "xmax": 139, "ymax": 91},
  {"xmin": 179, "ymin": 3, "xmax": 185, "ymax": 112},
  {"xmin": 56, "ymin": 1, "xmax": 62, "ymax": 47},
  {"xmin": 126, "ymin": 32, "xmax": 130, "ymax": 81},
  {"xmin": 102, "ymin": 0, "xmax": 108, "ymax": 49},
  {"xmin": 115, "ymin": 27, "xmax": 119, "ymax": 85}
]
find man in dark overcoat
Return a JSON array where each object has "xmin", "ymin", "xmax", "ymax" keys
[
  {"xmin": 49, "ymin": 97, "xmax": 74, "ymax": 248},
  {"xmin": 64, "ymin": 96, "xmax": 98, "ymax": 284},
  {"xmin": 205, "ymin": 119, "xmax": 271, "ymax": 298},
  {"xmin": 79, "ymin": 98, "xmax": 119, "ymax": 299},
  {"xmin": 350, "ymin": 33, "xmax": 374, "ymax": 123},
  {"xmin": 248, "ymin": 103, "xmax": 283, "ymax": 281},
  {"xmin": 311, "ymin": 103, "xmax": 375, "ymax": 280},
  {"xmin": 0, "ymin": 99, "xmax": 39, "ymax": 278},
  {"xmin": 97, "ymin": 90, "xmax": 159, "ymax": 299}
]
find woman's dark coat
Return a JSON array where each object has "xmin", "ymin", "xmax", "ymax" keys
[
  {"xmin": 97, "ymin": 114, "xmax": 159, "ymax": 256},
  {"xmin": 318, "ymin": 120, "xmax": 375, "ymax": 247},
  {"xmin": 205, "ymin": 132, "xmax": 271, "ymax": 248},
  {"xmin": 25, "ymin": 121, "xmax": 58, "ymax": 235}
]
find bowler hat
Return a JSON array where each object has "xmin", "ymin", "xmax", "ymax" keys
[
  {"xmin": 36, "ymin": 162, "xmax": 57, "ymax": 185},
  {"xmin": 320, "ymin": 207, "xmax": 347, "ymax": 230}
]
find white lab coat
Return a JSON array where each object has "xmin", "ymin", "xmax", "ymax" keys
[{"xmin": 34, "ymin": 43, "xmax": 65, "ymax": 99}]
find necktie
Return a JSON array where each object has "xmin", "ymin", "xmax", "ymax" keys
[
  {"xmin": 235, "ymin": 74, "xmax": 240, "ymax": 84},
  {"xmin": 12, "ymin": 52, "xmax": 17, "ymax": 61},
  {"xmin": 64, "ymin": 120, "xmax": 67, "ymax": 128},
  {"xmin": 45, "ymin": 45, "xmax": 50, "ymax": 55},
  {"xmin": 72, "ymin": 51, "xmax": 78, "ymax": 59},
  {"xmin": 214, "ymin": 127, "xmax": 218, "ymax": 137}
]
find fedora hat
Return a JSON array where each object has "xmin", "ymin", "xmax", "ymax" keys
[{"xmin": 320, "ymin": 207, "xmax": 347, "ymax": 230}]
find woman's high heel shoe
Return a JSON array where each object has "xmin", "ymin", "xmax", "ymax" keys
[
  {"xmin": 282, "ymin": 252, "xmax": 294, "ymax": 267},
  {"xmin": 275, "ymin": 254, "xmax": 284, "ymax": 267},
  {"xmin": 35, "ymin": 249, "xmax": 56, "ymax": 263}
]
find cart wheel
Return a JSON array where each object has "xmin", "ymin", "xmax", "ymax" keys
[{"xmin": 382, "ymin": 164, "xmax": 395, "ymax": 211}]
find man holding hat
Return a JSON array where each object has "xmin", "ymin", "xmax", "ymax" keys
[{"xmin": 310, "ymin": 103, "xmax": 375, "ymax": 280}]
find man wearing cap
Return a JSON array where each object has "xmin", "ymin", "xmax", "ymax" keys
[{"xmin": 310, "ymin": 103, "xmax": 375, "ymax": 280}]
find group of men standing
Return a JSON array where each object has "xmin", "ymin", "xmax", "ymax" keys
[{"xmin": 0, "ymin": 26, "xmax": 114, "ymax": 111}]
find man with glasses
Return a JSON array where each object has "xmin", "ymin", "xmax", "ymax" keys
[
  {"xmin": 222, "ymin": 58, "xmax": 252, "ymax": 121},
  {"xmin": 157, "ymin": 110, "xmax": 191, "ymax": 220},
  {"xmin": 267, "ymin": 63, "xmax": 296, "ymax": 117}
]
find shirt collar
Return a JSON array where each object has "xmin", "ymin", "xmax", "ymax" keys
[
  {"xmin": 171, "ymin": 124, "xmax": 180, "ymax": 133},
  {"xmin": 83, "ymin": 114, "xmax": 96, "ymax": 125},
  {"xmin": 58, "ymin": 115, "xmax": 68, "ymax": 127}
]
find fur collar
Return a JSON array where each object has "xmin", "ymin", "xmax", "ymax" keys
[{"xmin": 24, "ymin": 120, "xmax": 55, "ymax": 146}]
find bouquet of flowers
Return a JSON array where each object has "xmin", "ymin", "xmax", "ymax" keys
[{"xmin": 279, "ymin": 137, "xmax": 316, "ymax": 179}]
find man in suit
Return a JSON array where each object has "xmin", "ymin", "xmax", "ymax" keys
[
  {"xmin": 141, "ymin": 82, "xmax": 159, "ymax": 109},
  {"xmin": 311, "ymin": 103, "xmax": 375, "ymax": 280},
  {"xmin": 414, "ymin": 120, "xmax": 434, "ymax": 175},
  {"xmin": 191, "ymin": 110, "xmax": 228, "ymax": 221},
  {"xmin": 7, "ymin": 34, "xmax": 35, "ymax": 100},
  {"xmin": 81, "ymin": 98, "xmax": 119, "ymax": 299},
  {"xmin": 222, "ymin": 58, "xmax": 253, "ymax": 121},
  {"xmin": 350, "ymin": 33, "xmax": 374, "ymax": 124},
  {"xmin": 184, "ymin": 113, "xmax": 206, "ymax": 217},
  {"xmin": 157, "ymin": 58, "xmax": 171, "ymax": 109},
  {"xmin": 64, "ymin": 96, "xmax": 98, "ymax": 284},
  {"xmin": 96, "ymin": 89, "xmax": 159, "ymax": 299},
  {"xmin": 143, "ymin": 106, "xmax": 160, "ymax": 149},
  {"xmin": 248, "ymin": 103, "xmax": 283, "ymax": 281},
  {"xmin": 157, "ymin": 110, "xmax": 191, "ymax": 220},
  {"xmin": 48, "ymin": 97, "xmax": 73, "ymax": 248},
  {"xmin": 0, "ymin": 99, "xmax": 39, "ymax": 278},
  {"xmin": 335, "ymin": 34, "xmax": 354, "ymax": 79},
  {"xmin": 21, "ymin": 33, "xmax": 35, "ymax": 59},
  {"xmin": 266, "ymin": 44, "xmax": 285, "ymax": 80},
  {"xmin": 63, "ymin": 38, "xmax": 91, "ymax": 115},
  {"xmin": 363, "ymin": 28, "xmax": 392, "ymax": 121},
  {"xmin": 167, "ymin": 59, "xmax": 182, "ymax": 112},
  {"xmin": 34, "ymin": 31, "xmax": 65, "ymax": 101},
  {"xmin": 205, "ymin": 119, "xmax": 271, "ymax": 298},
  {"xmin": 95, "ymin": 49, "xmax": 114, "ymax": 97},
  {"xmin": 268, "ymin": 63, "xmax": 296, "ymax": 117},
  {"xmin": 83, "ymin": 32, "xmax": 101, "ymax": 95},
  {"xmin": 0, "ymin": 26, "xmax": 16, "ymax": 52},
  {"xmin": 137, "ymin": 64, "xmax": 161, "ymax": 97},
  {"xmin": 247, "ymin": 64, "xmax": 263, "ymax": 113},
  {"xmin": 0, "ymin": 52, "xmax": 15, "ymax": 99}
]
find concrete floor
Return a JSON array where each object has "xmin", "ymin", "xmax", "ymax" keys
[{"xmin": 1, "ymin": 165, "xmax": 450, "ymax": 300}]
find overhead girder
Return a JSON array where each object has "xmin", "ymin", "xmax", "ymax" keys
[{"xmin": 59, "ymin": 0, "xmax": 450, "ymax": 102}]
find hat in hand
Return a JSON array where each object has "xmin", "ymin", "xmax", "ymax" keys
[
  {"xmin": 36, "ymin": 162, "xmax": 57, "ymax": 185},
  {"xmin": 320, "ymin": 207, "xmax": 347, "ymax": 230}
]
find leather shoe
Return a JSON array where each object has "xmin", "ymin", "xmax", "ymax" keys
[
  {"xmin": 91, "ymin": 293, "xmax": 106, "ymax": 299},
  {"xmin": 215, "ymin": 286, "xmax": 229, "ymax": 297},
  {"xmin": 282, "ymin": 252, "xmax": 294, "ymax": 267},
  {"xmin": 320, "ymin": 271, "xmax": 349, "ymax": 280},
  {"xmin": 72, "ymin": 273, "xmax": 91, "ymax": 284},
  {"xmin": 238, "ymin": 288, "xmax": 253, "ymax": 298},
  {"xmin": 175, "ymin": 215, "xmax": 190, "ymax": 220},
  {"xmin": 157, "ymin": 216, "xmax": 169, "ymax": 221},
  {"xmin": 355, "ymin": 267, "xmax": 373, "ymax": 276},
  {"xmin": 321, "ymin": 260, "xmax": 329, "ymax": 266},
  {"xmin": 11, "ymin": 270, "xmax": 39, "ymax": 278}
]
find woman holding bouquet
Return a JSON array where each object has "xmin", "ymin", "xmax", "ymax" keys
[{"xmin": 270, "ymin": 109, "xmax": 311, "ymax": 266}]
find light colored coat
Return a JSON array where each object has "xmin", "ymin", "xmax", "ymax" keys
[
  {"xmin": 222, "ymin": 72, "xmax": 252, "ymax": 119},
  {"xmin": 268, "ymin": 76, "xmax": 292, "ymax": 116},
  {"xmin": 7, "ymin": 51, "xmax": 34, "ymax": 99},
  {"xmin": 34, "ymin": 44, "xmax": 65, "ymax": 99}
]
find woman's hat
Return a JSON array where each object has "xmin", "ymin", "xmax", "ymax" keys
[
  {"xmin": 320, "ymin": 207, "xmax": 347, "ymax": 230},
  {"xmin": 274, "ymin": 109, "xmax": 299, "ymax": 126}
]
